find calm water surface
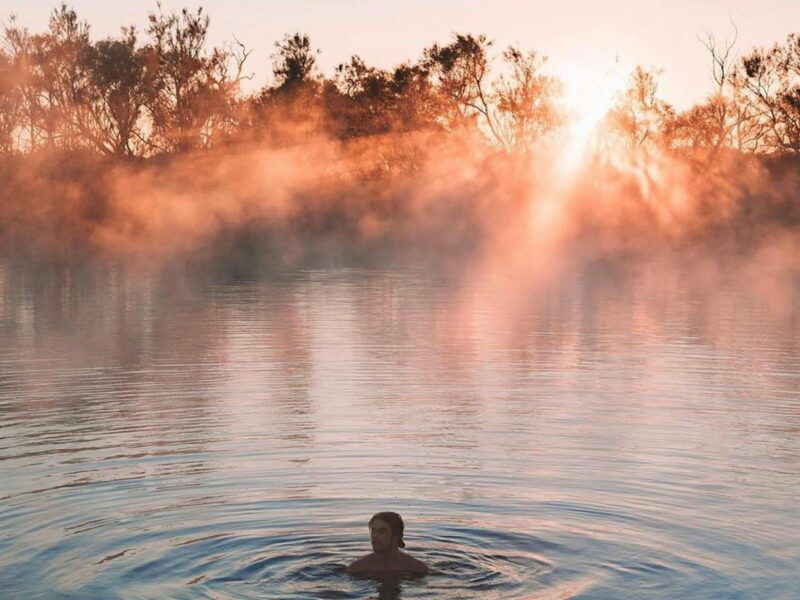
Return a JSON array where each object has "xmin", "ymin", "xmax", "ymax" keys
[{"xmin": 1, "ymin": 258, "xmax": 798, "ymax": 599}]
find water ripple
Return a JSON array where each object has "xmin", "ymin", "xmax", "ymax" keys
[{"xmin": 1, "ymin": 263, "xmax": 799, "ymax": 598}]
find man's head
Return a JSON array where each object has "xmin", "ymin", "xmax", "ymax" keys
[{"xmin": 369, "ymin": 511, "xmax": 405, "ymax": 552}]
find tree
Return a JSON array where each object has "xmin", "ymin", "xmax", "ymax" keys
[
  {"xmin": 606, "ymin": 66, "xmax": 673, "ymax": 148},
  {"xmin": 271, "ymin": 32, "xmax": 318, "ymax": 92},
  {"xmin": 145, "ymin": 5, "xmax": 249, "ymax": 153},
  {"xmin": 666, "ymin": 25, "xmax": 767, "ymax": 156},
  {"xmin": 79, "ymin": 28, "xmax": 155, "ymax": 156},
  {"xmin": 388, "ymin": 62, "xmax": 441, "ymax": 133},
  {"xmin": 740, "ymin": 33, "xmax": 800, "ymax": 153},
  {"xmin": 323, "ymin": 55, "xmax": 442, "ymax": 176},
  {"xmin": 493, "ymin": 46, "xmax": 563, "ymax": 150},
  {"xmin": 0, "ymin": 42, "xmax": 21, "ymax": 154},
  {"xmin": 2, "ymin": 18, "xmax": 26, "ymax": 150},
  {"xmin": 423, "ymin": 34, "xmax": 499, "ymax": 139},
  {"xmin": 2, "ymin": 5, "xmax": 94, "ymax": 151},
  {"xmin": 334, "ymin": 54, "xmax": 375, "ymax": 97},
  {"xmin": 330, "ymin": 55, "xmax": 392, "ymax": 137},
  {"xmin": 245, "ymin": 32, "xmax": 322, "ymax": 145}
]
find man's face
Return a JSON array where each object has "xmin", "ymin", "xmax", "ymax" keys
[{"xmin": 369, "ymin": 518, "xmax": 396, "ymax": 553}]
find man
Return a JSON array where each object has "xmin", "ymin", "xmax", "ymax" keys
[{"xmin": 346, "ymin": 511, "xmax": 429, "ymax": 575}]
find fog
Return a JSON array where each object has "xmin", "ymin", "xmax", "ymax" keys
[
  {"xmin": 0, "ymin": 5, "xmax": 798, "ymax": 321},
  {"xmin": 1, "ymin": 130, "xmax": 798, "ymax": 316}
]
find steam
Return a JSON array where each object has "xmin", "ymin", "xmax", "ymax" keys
[
  {"xmin": 0, "ymin": 5, "xmax": 798, "ymax": 322},
  {"xmin": 2, "ymin": 130, "xmax": 798, "ymax": 272}
]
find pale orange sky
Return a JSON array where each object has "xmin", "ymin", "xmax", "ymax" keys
[{"xmin": 4, "ymin": 0, "xmax": 800, "ymax": 109}]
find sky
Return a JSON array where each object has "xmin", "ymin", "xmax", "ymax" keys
[{"xmin": 2, "ymin": 0, "xmax": 800, "ymax": 110}]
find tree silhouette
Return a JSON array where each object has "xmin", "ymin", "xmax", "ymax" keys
[
  {"xmin": 145, "ymin": 5, "xmax": 248, "ymax": 153},
  {"xmin": 0, "ymin": 41, "xmax": 21, "ymax": 154},
  {"xmin": 79, "ymin": 28, "xmax": 155, "ymax": 156},
  {"xmin": 494, "ymin": 46, "xmax": 563, "ymax": 150},
  {"xmin": 606, "ymin": 66, "xmax": 673, "ymax": 148},
  {"xmin": 246, "ymin": 33, "xmax": 322, "ymax": 145},
  {"xmin": 2, "ymin": 2, "xmax": 800, "ymax": 165},
  {"xmin": 424, "ymin": 34, "xmax": 499, "ymax": 139},
  {"xmin": 271, "ymin": 32, "xmax": 318, "ymax": 92},
  {"xmin": 2, "ymin": 5, "xmax": 94, "ymax": 151},
  {"xmin": 666, "ymin": 26, "xmax": 768, "ymax": 158},
  {"xmin": 741, "ymin": 33, "xmax": 800, "ymax": 152}
]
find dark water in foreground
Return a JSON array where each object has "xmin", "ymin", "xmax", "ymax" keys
[{"xmin": 0, "ymin": 258, "xmax": 798, "ymax": 599}]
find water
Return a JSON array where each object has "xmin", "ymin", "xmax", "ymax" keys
[{"xmin": 1, "ymin": 258, "xmax": 798, "ymax": 599}]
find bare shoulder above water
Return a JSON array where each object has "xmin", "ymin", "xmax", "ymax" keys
[{"xmin": 347, "ymin": 550, "xmax": 429, "ymax": 576}]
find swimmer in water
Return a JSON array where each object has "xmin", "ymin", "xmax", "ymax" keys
[{"xmin": 346, "ymin": 512, "xmax": 429, "ymax": 575}]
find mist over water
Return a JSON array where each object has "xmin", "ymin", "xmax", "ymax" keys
[
  {"xmin": 4, "ymin": 137, "xmax": 800, "ymax": 279},
  {"xmin": 1, "ymin": 252, "xmax": 798, "ymax": 599}
]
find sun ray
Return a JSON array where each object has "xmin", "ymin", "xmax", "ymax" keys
[{"xmin": 556, "ymin": 61, "xmax": 628, "ymax": 172}]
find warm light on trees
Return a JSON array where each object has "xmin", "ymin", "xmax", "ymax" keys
[
  {"xmin": 0, "ymin": 43, "xmax": 21, "ymax": 154},
  {"xmin": 666, "ymin": 26, "xmax": 768, "ymax": 158},
  {"xmin": 740, "ymin": 33, "xmax": 800, "ymax": 153},
  {"xmin": 606, "ymin": 66, "xmax": 673, "ymax": 149},
  {"xmin": 271, "ymin": 33, "xmax": 319, "ymax": 92},
  {"xmin": 79, "ymin": 28, "xmax": 154, "ymax": 156},
  {"xmin": 423, "ymin": 34, "xmax": 496, "ymax": 137},
  {"xmin": 145, "ymin": 5, "xmax": 249, "ymax": 153},
  {"xmin": 494, "ymin": 46, "xmax": 563, "ymax": 151},
  {"xmin": 1, "ymin": 3, "xmax": 800, "ymax": 165}
]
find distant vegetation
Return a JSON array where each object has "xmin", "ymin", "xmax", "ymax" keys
[{"xmin": 1, "ymin": 4, "xmax": 799, "ymax": 265}]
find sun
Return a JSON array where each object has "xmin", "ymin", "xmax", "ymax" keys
[{"xmin": 557, "ymin": 61, "xmax": 627, "ymax": 169}]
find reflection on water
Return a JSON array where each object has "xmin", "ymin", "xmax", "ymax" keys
[{"xmin": 0, "ymin": 257, "xmax": 798, "ymax": 599}]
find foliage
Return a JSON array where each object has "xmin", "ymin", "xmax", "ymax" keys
[
  {"xmin": 666, "ymin": 28, "xmax": 768, "ymax": 157},
  {"xmin": 740, "ymin": 33, "xmax": 800, "ymax": 152},
  {"xmin": 144, "ymin": 5, "xmax": 249, "ymax": 153},
  {"xmin": 606, "ymin": 66, "xmax": 673, "ymax": 149},
  {"xmin": 1, "ymin": 4, "xmax": 800, "ymax": 162},
  {"xmin": 79, "ymin": 28, "xmax": 154, "ymax": 156},
  {"xmin": 493, "ymin": 46, "xmax": 563, "ymax": 150},
  {"xmin": 271, "ymin": 32, "xmax": 318, "ymax": 92},
  {"xmin": 423, "ymin": 34, "xmax": 496, "ymax": 136}
]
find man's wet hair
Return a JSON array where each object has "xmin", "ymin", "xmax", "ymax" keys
[{"xmin": 370, "ymin": 511, "xmax": 406, "ymax": 548}]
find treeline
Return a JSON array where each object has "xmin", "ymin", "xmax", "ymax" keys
[
  {"xmin": 1, "ymin": 4, "xmax": 799, "ymax": 267},
  {"xmin": 0, "ymin": 4, "xmax": 559, "ymax": 159},
  {"xmin": 2, "ymin": 4, "xmax": 799, "ymax": 160}
]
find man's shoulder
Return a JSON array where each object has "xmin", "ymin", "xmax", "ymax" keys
[
  {"xmin": 346, "ymin": 553, "xmax": 376, "ymax": 574},
  {"xmin": 399, "ymin": 551, "xmax": 429, "ymax": 574},
  {"xmin": 347, "ymin": 551, "xmax": 429, "ymax": 575}
]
